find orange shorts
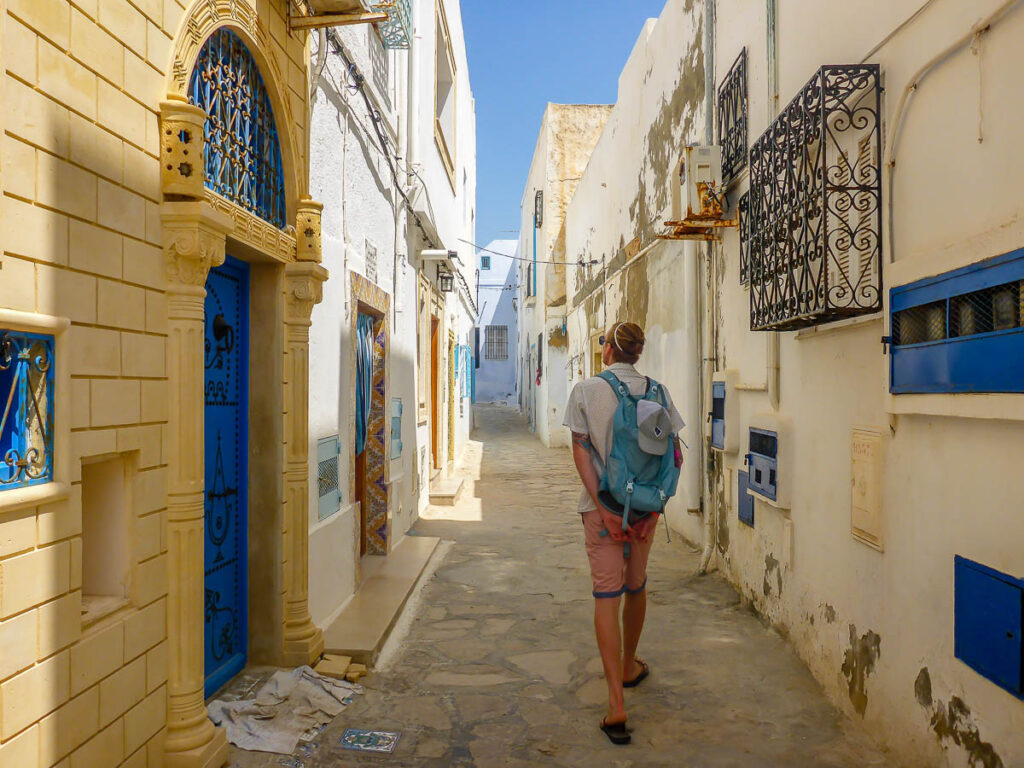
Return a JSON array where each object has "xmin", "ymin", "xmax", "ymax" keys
[{"xmin": 582, "ymin": 509, "xmax": 655, "ymax": 598}]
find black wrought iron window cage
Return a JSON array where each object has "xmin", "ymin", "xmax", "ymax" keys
[
  {"xmin": 738, "ymin": 192, "xmax": 750, "ymax": 284},
  {"xmin": 0, "ymin": 330, "xmax": 55, "ymax": 490},
  {"xmin": 717, "ymin": 48, "xmax": 748, "ymax": 185},
  {"xmin": 748, "ymin": 64, "xmax": 882, "ymax": 331}
]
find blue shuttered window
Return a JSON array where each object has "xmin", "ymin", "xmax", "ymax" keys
[{"xmin": 890, "ymin": 249, "xmax": 1024, "ymax": 393}]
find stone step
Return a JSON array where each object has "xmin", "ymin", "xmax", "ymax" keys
[
  {"xmin": 428, "ymin": 477, "xmax": 464, "ymax": 506},
  {"xmin": 321, "ymin": 534, "xmax": 440, "ymax": 666}
]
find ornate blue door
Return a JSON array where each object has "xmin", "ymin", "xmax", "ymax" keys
[{"xmin": 203, "ymin": 255, "xmax": 249, "ymax": 697}]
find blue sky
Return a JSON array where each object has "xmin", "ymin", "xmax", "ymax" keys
[{"xmin": 462, "ymin": 0, "xmax": 667, "ymax": 250}]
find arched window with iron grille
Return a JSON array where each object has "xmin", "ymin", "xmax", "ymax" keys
[{"xmin": 189, "ymin": 27, "xmax": 286, "ymax": 228}]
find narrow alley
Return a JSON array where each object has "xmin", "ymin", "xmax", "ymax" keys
[{"xmin": 230, "ymin": 405, "xmax": 889, "ymax": 767}]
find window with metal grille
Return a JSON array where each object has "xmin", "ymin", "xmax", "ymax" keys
[
  {"xmin": 480, "ymin": 256, "xmax": 491, "ymax": 270},
  {"xmin": 189, "ymin": 28, "xmax": 286, "ymax": 228},
  {"xmin": 372, "ymin": 0, "xmax": 411, "ymax": 49},
  {"xmin": 0, "ymin": 330, "xmax": 55, "ymax": 491},
  {"xmin": 316, "ymin": 435, "xmax": 341, "ymax": 520},
  {"xmin": 748, "ymin": 65, "xmax": 881, "ymax": 331},
  {"xmin": 738, "ymin": 192, "xmax": 750, "ymax": 285},
  {"xmin": 369, "ymin": 26, "xmax": 391, "ymax": 111},
  {"xmin": 890, "ymin": 248, "xmax": 1024, "ymax": 393},
  {"xmin": 485, "ymin": 326, "xmax": 508, "ymax": 360},
  {"xmin": 717, "ymin": 48, "xmax": 748, "ymax": 185}
]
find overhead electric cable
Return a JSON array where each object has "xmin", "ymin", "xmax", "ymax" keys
[{"xmin": 459, "ymin": 238, "xmax": 598, "ymax": 266}]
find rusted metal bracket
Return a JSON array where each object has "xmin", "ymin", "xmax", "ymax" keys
[
  {"xmin": 656, "ymin": 217, "xmax": 738, "ymax": 242},
  {"xmin": 289, "ymin": 10, "xmax": 387, "ymax": 30}
]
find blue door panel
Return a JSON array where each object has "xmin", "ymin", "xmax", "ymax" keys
[
  {"xmin": 204, "ymin": 255, "xmax": 249, "ymax": 697},
  {"xmin": 954, "ymin": 556, "xmax": 1023, "ymax": 695},
  {"xmin": 737, "ymin": 470, "xmax": 754, "ymax": 528}
]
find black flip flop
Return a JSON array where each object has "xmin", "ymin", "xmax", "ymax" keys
[
  {"xmin": 600, "ymin": 718, "xmax": 631, "ymax": 745},
  {"xmin": 622, "ymin": 658, "xmax": 649, "ymax": 689}
]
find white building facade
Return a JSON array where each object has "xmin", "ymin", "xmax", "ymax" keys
[
  {"xmin": 474, "ymin": 240, "xmax": 519, "ymax": 405},
  {"xmin": 306, "ymin": 0, "xmax": 476, "ymax": 635},
  {"xmin": 558, "ymin": 0, "xmax": 1024, "ymax": 765},
  {"xmin": 517, "ymin": 104, "xmax": 611, "ymax": 445}
]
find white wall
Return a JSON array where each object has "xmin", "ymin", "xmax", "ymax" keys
[
  {"xmin": 560, "ymin": 0, "xmax": 1024, "ymax": 764},
  {"xmin": 307, "ymin": 24, "xmax": 411, "ymax": 628}
]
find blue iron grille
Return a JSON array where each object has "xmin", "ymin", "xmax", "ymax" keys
[
  {"xmin": 0, "ymin": 331, "xmax": 55, "ymax": 490},
  {"xmin": 189, "ymin": 28, "xmax": 286, "ymax": 228}
]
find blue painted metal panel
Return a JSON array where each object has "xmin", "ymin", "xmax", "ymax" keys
[
  {"xmin": 390, "ymin": 398, "xmax": 403, "ymax": 460},
  {"xmin": 189, "ymin": 28, "xmax": 286, "ymax": 228},
  {"xmin": 890, "ymin": 248, "xmax": 1024, "ymax": 393},
  {"xmin": 204, "ymin": 255, "xmax": 249, "ymax": 697},
  {"xmin": 892, "ymin": 249, "xmax": 1024, "ymax": 312},
  {"xmin": 0, "ymin": 331, "xmax": 55, "ymax": 490},
  {"xmin": 747, "ymin": 427, "xmax": 777, "ymax": 501},
  {"xmin": 891, "ymin": 329, "xmax": 1024, "ymax": 393},
  {"xmin": 710, "ymin": 381, "xmax": 726, "ymax": 450},
  {"xmin": 954, "ymin": 556, "xmax": 1023, "ymax": 697},
  {"xmin": 737, "ymin": 470, "xmax": 754, "ymax": 527},
  {"xmin": 317, "ymin": 435, "xmax": 341, "ymax": 520}
]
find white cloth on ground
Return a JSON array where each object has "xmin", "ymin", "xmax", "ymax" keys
[{"xmin": 207, "ymin": 666, "xmax": 362, "ymax": 754}]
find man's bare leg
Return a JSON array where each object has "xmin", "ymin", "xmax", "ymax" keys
[
  {"xmin": 594, "ymin": 595, "xmax": 626, "ymax": 723},
  {"xmin": 622, "ymin": 589, "xmax": 647, "ymax": 682}
]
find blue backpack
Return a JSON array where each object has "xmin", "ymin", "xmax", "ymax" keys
[{"xmin": 592, "ymin": 371, "xmax": 680, "ymax": 549}]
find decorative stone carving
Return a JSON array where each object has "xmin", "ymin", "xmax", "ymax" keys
[
  {"xmin": 285, "ymin": 262, "xmax": 328, "ymax": 324},
  {"xmin": 160, "ymin": 96, "xmax": 207, "ymax": 198},
  {"xmin": 162, "ymin": 203, "xmax": 233, "ymax": 293},
  {"xmin": 204, "ymin": 190, "xmax": 297, "ymax": 265},
  {"xmin": 296, "ymin": 197, "xmax": 324, "ymax": 263},
  {"xmin": 282, "ymin": 260, "xmax": 328, "ymax": 666}
]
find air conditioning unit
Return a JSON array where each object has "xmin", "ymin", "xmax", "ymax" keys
[{"xmin": 670, "ymin": 145, "xmax": 724, "ymax": 223}]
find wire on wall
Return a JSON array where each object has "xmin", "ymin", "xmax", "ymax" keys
[{"xmin": 459, "ymin": 238, "xmax": 598, "ymax": 267}]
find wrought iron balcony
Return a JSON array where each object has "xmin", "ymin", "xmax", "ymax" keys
[
  {"xmin": 372, "ymin": 0, "xmax": 412, "ymax": 49},
  {"xmin": 747, "ymin": 64, "xmax": 882, "ymax": 331},
  {"xmin": 0, "ymin": 331, "xmax": 54, "ymax": 490},
  {"xmin": 717, "ymin": 48, "xmax": 748, "ymax": 186}
]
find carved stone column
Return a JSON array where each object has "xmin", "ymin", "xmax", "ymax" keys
[
  {"xmin": 162, "ymin": 201, "xmax": 232, "ymax": 768},
  {"xmin": 281, "ymin": 260, "xmax": 328, "ymax": 666}
]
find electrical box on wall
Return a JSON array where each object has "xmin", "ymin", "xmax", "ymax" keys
[
  {"xmin": 671, "ymin": 145, "xmax": 724, "ymax": 223},
  {"xmin": 851, "ymin": 426, "xmax": 884, "ymax": 551},
  {"xmin": 710, "ymin": 370, "xmax": 738, "ymax": 452},
  {"xmin": 745, "ymin": 413, "xmax": 792, "ymax": 509}
]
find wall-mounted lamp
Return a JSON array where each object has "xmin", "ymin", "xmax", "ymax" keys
[{"xmin": 438, "ymin": 265, "xmax": 454, "ymax": 293}]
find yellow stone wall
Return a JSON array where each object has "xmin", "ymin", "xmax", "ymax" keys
[{"xmin": 0, "ymin": 1, "xmax": 310, "ymax": 766}]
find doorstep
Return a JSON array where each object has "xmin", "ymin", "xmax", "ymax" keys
[
  {"xmin": 428, "ymin": 477, "xmax": 464, "ymax": 506},
  {"xmin": 321, "ymin": 534, "xmax": 440, "ymax": 666}
]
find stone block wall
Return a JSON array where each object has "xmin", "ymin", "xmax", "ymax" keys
[{"xmin": 0, "ymin": 0, "xmax": 311, "ymax": 766}]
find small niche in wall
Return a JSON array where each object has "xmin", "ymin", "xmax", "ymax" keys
[{"xmin": 80, "ymin": 455, "xmax": 134, "ymax": 625}]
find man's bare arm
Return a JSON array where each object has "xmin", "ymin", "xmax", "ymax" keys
[{"xmin": 571, "ymin": 432, "xmax": 633, "ymax": 541}]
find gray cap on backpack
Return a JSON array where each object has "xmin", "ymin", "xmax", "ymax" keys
[{"xmin": 636, "ymin": 399, "xmax": 672, "ymax": 455}]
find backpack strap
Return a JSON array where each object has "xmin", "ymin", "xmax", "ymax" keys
[{"xmin": 596, "ymin": 370, "xmax": 630, "ymax": 400}]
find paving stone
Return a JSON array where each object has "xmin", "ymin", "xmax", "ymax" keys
[{"xmin": 226, "ymin": 406, "xmax": 891, "ymax": 768}]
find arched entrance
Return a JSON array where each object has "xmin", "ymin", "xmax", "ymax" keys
[{"xmin": 160, "ymin": 4, "xmax": 326, "ymax": 765}]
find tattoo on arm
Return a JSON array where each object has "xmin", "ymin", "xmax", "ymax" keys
[{"xmin": 572, "ymin": 432, "xmax": 591, "ymax": 449}]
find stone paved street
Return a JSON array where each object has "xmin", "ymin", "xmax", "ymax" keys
[{"xmin": 229, "ymin": 405, "xmax": 892, "ymax": 767}]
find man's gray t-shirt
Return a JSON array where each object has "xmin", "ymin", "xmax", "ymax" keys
[{"xmin": 563, "ymin": 362, "xmax": 685, "ymax": 514}]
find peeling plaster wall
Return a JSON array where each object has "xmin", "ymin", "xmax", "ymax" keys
[
  {"xmin": 519, "ymin": 104, "xmax": 611, "ymax": 447},
  {"xmin": 709, "ymin": 1, "xmax": 1024, "ymax": 766},
  {"xmin": 564, "ymin": 0, "xmax": 707, "ymax": 543},
  {"xmin": 560, "ymin": 0, "xmax": 1024, "ymax": 764}
]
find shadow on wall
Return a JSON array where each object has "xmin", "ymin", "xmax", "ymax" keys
[{"xmin": 2, "ymin": 91, "xmax": 171, "ymax": 758}]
